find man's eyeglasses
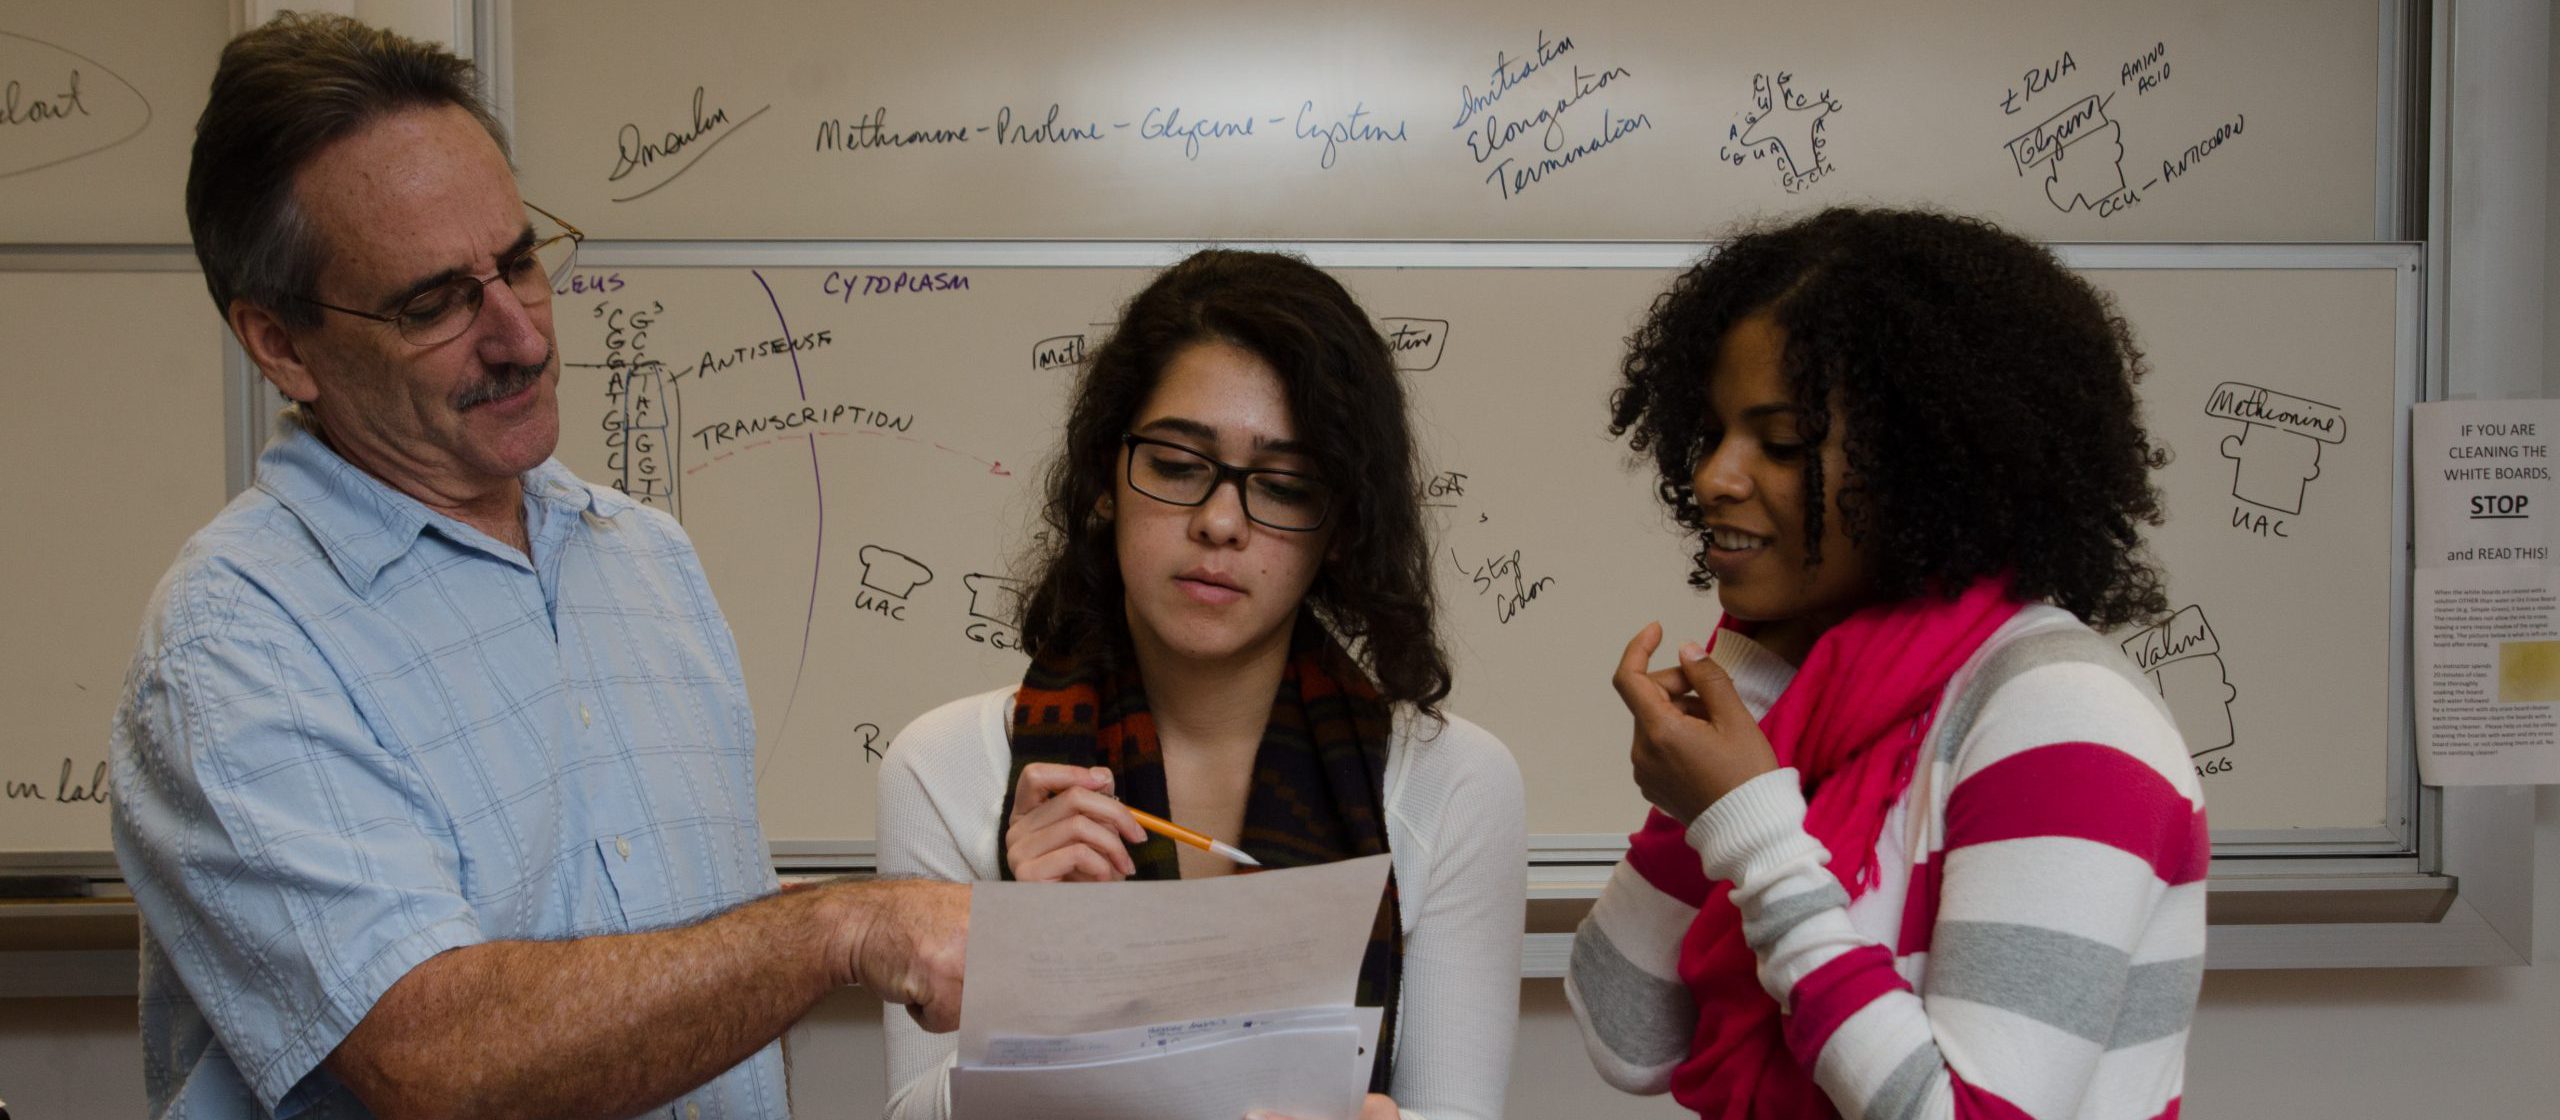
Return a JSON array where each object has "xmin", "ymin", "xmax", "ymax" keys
[
  {"xmin": 1122, "ymin": 434, "xmax": 1334, "ymax": 532},
  {"xmin": 293, "ymin": 201, "xmax": 585, "ymax": 347}
]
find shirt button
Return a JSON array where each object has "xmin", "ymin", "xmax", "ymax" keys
[
  {"xmin": 580, "ymin": 703, "xmax": 593, "ymax": 728},
  {"xmin": 616, "ymin": 836, "xmax": 632, "ymax": 860},
  {"xmin": 686, "ymin": 1101, "xmax": 700, "ymax": 1120}
]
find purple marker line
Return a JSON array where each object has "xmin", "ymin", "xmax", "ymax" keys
[{"xmin": 751, "ymin": 268, "xmax": 822, "ymax": 784}]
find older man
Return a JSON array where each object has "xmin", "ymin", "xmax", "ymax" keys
[{"xmin": 109, "ymin": 14, "xmax": 964, "ymax": 1119}]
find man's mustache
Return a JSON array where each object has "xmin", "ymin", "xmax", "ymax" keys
[{"xmin": 454, "ymin": 348, "xmax": 555, "ymax": 410}]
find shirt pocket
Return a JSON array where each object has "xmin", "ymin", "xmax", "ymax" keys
[{"xmin": 593, "ymin": 833, "xmax": 670, "ymax": 929}]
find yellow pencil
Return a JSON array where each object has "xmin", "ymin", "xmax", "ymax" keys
[{"xmin": 1126, "ymin": 807, "xmax": 1262, "ymax": 867}]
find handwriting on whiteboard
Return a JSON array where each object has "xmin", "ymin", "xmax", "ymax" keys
[
  {"xmin": 1995, "ymin": 40, "xmax": 2245, "ymax": 222},
  {"xmin": 3, "ymin": 758, "xmax": 110, "ymax": 809},
  {"xmin": 1718, "ymin": 71, "xmax": 1842, "ymax": 193},
  {"xmin": 1455, "ymin": 30, "xmax": 1656, "ymax": 200},
  {"xmin": 608, "ymin": 85, "xmax": 771, "ymax": 202},
  {"xmin": 0, "ymin": 32, "xmax": 155, "ymax": 182},
  {"xmin": 811, "ymin": 99, "xmax": 1409, "ymax": 170}
]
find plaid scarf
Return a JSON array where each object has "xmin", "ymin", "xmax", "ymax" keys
[{"xmin": 999, "ymin": 614, "xmax": 1404, "ymax": 1092}]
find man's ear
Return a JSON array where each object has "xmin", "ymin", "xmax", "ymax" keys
[{"xmin": 228, "ymin": 299, "xmax": 321, "ymax": 404}]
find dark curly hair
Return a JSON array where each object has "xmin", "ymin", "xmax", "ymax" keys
[
  {"xmin": 1017, "ymin": 249, "xmax": 1452, "ymax": 712},
  {"xmin": 1608, "ymin": 207, "xmax": 2171, "ymax": 629}
]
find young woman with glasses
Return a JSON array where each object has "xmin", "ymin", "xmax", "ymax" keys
[
  {"xmin": 876, "ymin": 249, "xmax": 1525, "ymax": 1120},
  {"xmin": 1568, "ymin": 208, "xmax": 2205, "ymax": 1119}
]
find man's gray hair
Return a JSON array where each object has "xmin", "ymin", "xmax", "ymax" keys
[{"xmin": 186, "ymin": 12, "xmax": 509, "ymax": 327}]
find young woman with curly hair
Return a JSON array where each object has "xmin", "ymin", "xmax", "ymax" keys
[
  {"xmin": 878, "ymin": 249, "xmax": 1524, "ymax": 1120},
  {"xmin": 1568, "ymin": 208, "xmax": 2206, "ymax": 1120}
]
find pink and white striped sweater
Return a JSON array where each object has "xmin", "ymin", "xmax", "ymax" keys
[{"xmin": 1566, "ymin": 606, "xmax": 2208, "ymax": 1120}]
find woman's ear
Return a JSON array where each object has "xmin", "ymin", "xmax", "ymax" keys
[{"xmin": 1093, "ymin": 492, "xmax": 1115, "ymax": 522}]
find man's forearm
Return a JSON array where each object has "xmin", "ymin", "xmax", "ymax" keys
[{"xmin": 326, "ymin": 879, "xmax": 918, "ymax": 1120}]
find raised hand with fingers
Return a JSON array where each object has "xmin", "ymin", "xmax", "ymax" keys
[
  {"xmin": 1004, "ymin": 762, "xmax": 1147, "ymax": 882},
  {"xmin": 1609, "ymin": 622, "xmax": 1780, "ymax": 825}
]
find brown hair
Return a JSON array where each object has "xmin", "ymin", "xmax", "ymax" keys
[{"xmin": 186, "ymin": 11, "xmax": 507, "ymax": 326}]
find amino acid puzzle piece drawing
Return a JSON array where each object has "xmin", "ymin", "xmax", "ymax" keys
[
  {"xmin": 2120, "ymin": 604, "xmax": 2237, "ymax": 755},
  {"xmin": 857, "ymin": 545, "xmax": 934, "ymax": 599},
  {"xmin": 2153, "ymin": 653, "xmax": 2238, "ymax": 755},
  {"xmin": 2204, "ymin": 382, "xmax": 2347, "ymax": 515},
  {"xmin": 2005, "ymin": 94, "xmax": 2127, "ymax": 215},
  {"xmin": 2042, "ymin": 118, "xmax": 2127, "ymax": 214},
  {"xmin": 962, "ymin": 573, "xmax": 1027, "ymax": 625},
  {"xmin": 2219, "ymin": 423, "xmax": 2321, "ymax": 514}
]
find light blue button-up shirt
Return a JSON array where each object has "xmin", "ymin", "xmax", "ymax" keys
[{"xmin": 111, "ymin": 414, "xmax": 784, "ymax": 1119}]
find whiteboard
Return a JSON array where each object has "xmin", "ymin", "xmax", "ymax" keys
[
  {"xmin": 0, "ymin": 269, "xmax": 231, "ymax": 856},
  {"xmin": 510, "ymin": 0, "xmax": 2384, "ymax": 242},
  {"xmin": 522, "ymin": 246, "xmax": 2411, "ymax": 851},
  {"xmin": 0, "ymin": 0, "xmax": 2420, "ymax": 863},
  {"xmin": 0, "ymin": 3, "xmax": 228, "ymax": 243}
]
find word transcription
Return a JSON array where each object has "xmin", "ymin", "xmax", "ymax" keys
[{"xmin": 691, "ymin": 401, "xmax": 917, "ymax": 450}]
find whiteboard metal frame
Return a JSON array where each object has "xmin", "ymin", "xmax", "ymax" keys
[{"xmin": 2375, "ymin": 0, "xmax": 2417, "ymax": 239}]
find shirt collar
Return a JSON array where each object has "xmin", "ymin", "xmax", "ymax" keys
[
  {"xmin": 1705, "ymin": 628, "xmax": 1795, "ymax": 720},
  {"xmin": 522, "ymin": 457, "xmax": 638, "ymax": 554},
  {"xmin": 255, "ymin": 409, "xmax": 634, "ymax": 591}
]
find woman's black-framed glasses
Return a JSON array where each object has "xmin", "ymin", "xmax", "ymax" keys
[
  {"xmin": 1121, "ymin": 433, "xmax": 1334, "ymax": 532},
  {"xmin": 293, "ymin": 201, "xmax": 585, "ymax": 347}
]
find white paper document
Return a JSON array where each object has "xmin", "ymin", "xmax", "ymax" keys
[
  {"xmin": 976, "ymin": 1004, "xmax": 1382, "ymax": 1069},
  {"xmin": 952, "ymin": 1006, "xmax": 1383, "ymax": 1120},
  {"xmin": 2413, "ymin": 399, "xmax": 2560, "ymax": 784},
  {"xmin": 949, "ymin": 854, "xmax": 1393, "ymax": 1120}
]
